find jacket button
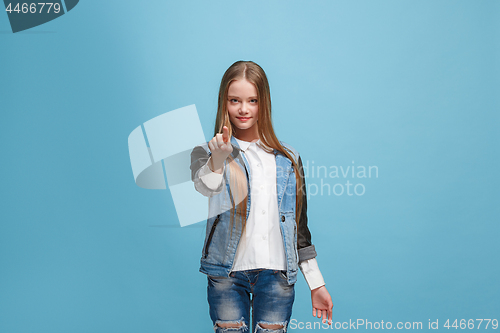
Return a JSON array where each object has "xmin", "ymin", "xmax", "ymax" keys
[{"xmin": 281, "ymin": 215, "xmax": 285, "ymax": 222}]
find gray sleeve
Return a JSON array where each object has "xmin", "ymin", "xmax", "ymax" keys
[
  {"xmin": 297, "ymin": 155, "xmax": 318, "ymax": 263},
  {"xmin": 190, "ymin": 144, "xmax": 226, "ymax": 197}
]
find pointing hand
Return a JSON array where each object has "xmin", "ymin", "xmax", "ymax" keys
[{"xmin": 207, "ymin": 126, "xmax": 233, "ymax": 173}]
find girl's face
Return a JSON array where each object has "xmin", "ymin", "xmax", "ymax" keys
[{"xmin": 227, "ymin": 78, "xmax": 259, "ymax": 137}]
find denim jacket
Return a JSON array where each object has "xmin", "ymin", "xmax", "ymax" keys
[{"xmin": 190, "ymin": 135, "xmax": 317, "ymax": 285}]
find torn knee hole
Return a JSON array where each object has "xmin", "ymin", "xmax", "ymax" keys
[
  {"xmin": 216, "ymin": 321, "xmax": 245, "ymax": 328},
  {"xmin": 258, "ymin": 323, "xmax": 284, "ymax": 330}
]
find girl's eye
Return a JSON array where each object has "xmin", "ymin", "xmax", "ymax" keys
[
  {"xmin": 230, "ymin": 99, "xmax": 238, "ymax": 103},
  {"xmin": 251, "ymin": 99, "xmax": 258, "ymax": 103}
]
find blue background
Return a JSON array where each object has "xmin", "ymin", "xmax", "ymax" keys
[{"xmin": 1, "ymin": 0, "xmax": 498, "ymax": 332}]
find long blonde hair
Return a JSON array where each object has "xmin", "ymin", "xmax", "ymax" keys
[{"xmin": 213, "ymin": 61, "xmax": 304, "ymax": 237}]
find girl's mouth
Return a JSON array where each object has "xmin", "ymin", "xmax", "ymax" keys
[{"xmin": 237, "ymin": 117, "xmax": 251, "ymax": 121}]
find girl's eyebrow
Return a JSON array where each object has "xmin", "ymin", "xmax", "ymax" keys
[{"xmin": 227, "ymin": 95, "xmax": 258, "ymax": 99}]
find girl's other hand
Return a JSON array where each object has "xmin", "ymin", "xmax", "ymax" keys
[
  {"xmin": 207, "ymin": 126, "xmax": 233, "ymax": 174},
  {"xmin": 311, "ymin": 285, "xmax": 334, "ymax": 325}
]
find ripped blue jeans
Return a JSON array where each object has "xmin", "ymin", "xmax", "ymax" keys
[{"xmin": 207, "ymin": 268, "xmax": 295, "ymax": 333}]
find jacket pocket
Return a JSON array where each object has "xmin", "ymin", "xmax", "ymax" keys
[{"xmin": 203, "ymin": 214, "xmax": 221, "ymax": 259}]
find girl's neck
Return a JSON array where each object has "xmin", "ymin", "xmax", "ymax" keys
[{"xmin": 233, "ymin": 127, "xmax": 259, "ymax": 143}]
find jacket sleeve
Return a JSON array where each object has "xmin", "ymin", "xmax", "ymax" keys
[
  {"xmin": 297, "ymin": 155, "xmax": 318, "ymax": 263},
  {"xmin": 190, "ymin": 144, "xmax": 226, "ymax": 197}
]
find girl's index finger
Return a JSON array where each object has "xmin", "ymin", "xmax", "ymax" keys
[{"xmin": 222, "ymin": 126, "xmax": 229, "ymax": 143}]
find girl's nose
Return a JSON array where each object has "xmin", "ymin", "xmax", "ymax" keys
[{"xmin": 239, "ymin": 102, "xmax": 249, "ymax": 113}]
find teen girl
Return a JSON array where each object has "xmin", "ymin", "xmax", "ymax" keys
[{"xmin": 190, "ymin": 61, "xmax": 333, "ymax": 333}]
